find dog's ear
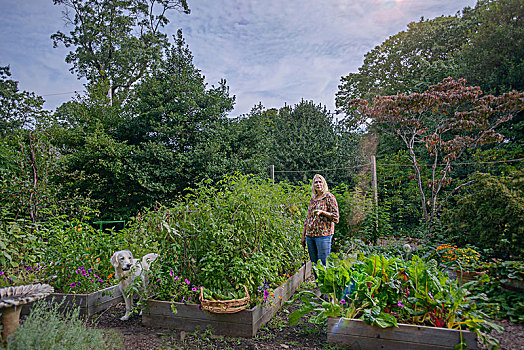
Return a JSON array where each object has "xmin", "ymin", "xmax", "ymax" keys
[
  {"xmin": 124, "ymin": 250, "xmax": 133, "ymax": 259},
  {"xmin": 110, "ymin": 251, "xmax": 120, "ymax": 268}
]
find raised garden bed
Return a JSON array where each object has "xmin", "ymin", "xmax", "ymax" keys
[
  {"xmin": 455, "ymin": 269, "xmax": 487, "ymax": 285},
  {"xmin": 327, "ymin": 317, "xmax": 478, "ymax": 350},
  {"xmin": 142, "ymin": 262, "xmax": 312, "ymax": 337},
  {"xmin": 22, "ymin": 284, "xmax": 122, "ymax": 317}
]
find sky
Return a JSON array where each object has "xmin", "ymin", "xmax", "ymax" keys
[{"xmin": 0, "ymin": 0, "xmax": 477, "ymax": 117}]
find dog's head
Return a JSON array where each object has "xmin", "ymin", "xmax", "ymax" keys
[{"xmin": 111, "ymin": 250, "xmax": 134, "ymax": 272}]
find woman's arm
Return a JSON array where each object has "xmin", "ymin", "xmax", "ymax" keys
[{"xmin": 318, "ymin": 194, "xmax": 339, "ymax": 223}]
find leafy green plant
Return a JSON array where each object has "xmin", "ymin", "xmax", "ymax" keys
[
  {"xmin": 465, "ymin": 260, "xmax": 524, "ymax": 324},
  {"xmin": 288, "ymin": 253, "xmax": 502, "ymax": 348},
  {"xmin": 139, "ymin": 174, "xmax": 308, "ymax": 306}
]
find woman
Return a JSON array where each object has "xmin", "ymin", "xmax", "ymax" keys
[{"xmin": 301, "ymin": 174, "xmax": 339, "ymax": 265}]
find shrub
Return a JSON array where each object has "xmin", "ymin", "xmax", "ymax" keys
[
  {"xmin": 441, "ymin": 172, "xmax": 523, "ymax": 259},
  {"xmin": 2, "ymin": 299, "xmax": 121, "ymax": 349},
  {"xmin": 136, "ymin": 174, "xmax": 308, "ymax": 304}
]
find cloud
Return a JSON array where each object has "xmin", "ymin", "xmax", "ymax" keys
[{"xmin": 0, "ymin": 0, "xmax": 477, "ymax": 114}]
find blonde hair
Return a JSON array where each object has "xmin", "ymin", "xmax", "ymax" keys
[{"xmin": 311, "ymin": 174, "xmax": 329, "ymax": 199}]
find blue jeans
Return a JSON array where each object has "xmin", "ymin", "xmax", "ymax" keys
[{"xmin": 306, "ymin": 235, "xmax": 333, "ymax": 266}]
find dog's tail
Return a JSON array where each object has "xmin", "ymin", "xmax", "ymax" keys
[{"xmin": 142, "ymin": 253, "xmax": 158, "ymax": 270}]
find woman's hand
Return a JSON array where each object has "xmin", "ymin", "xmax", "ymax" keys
[
  {"xmin": 315, "ymin": 209, "xmax": 332, "ymax": 220},
  {"xmin": 301, "ymin": 235, "xmax": 306, "ymax": 247}
]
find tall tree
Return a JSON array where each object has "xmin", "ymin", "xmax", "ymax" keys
[
  {"xmin": 458, "ymin": 0, "xmax": 524, "ymax": 94},
  {"xmin": 224, "ymin": 104, "xmax": 275, "ymax": 176},
  {"xmin": 335, "ymin": 14, "xmax": 473, "ymax": 120},
  {"xmin": 52, "ymin": 0, "xmax": 190, "ymax": 104},
  {"xmin": 123, "ymin": 30, "xmax": 235, "ymax": 203},
  {"xmin": 348, "ymin": 78, "xmax": 524, "ymax": 227},
  {"xmin": 0, "ymin": 67, "xmax": 59, "ymax": 222},
  {"xmin": 269, "ymin": 100, "xmax": 361, "ymax": 185}
]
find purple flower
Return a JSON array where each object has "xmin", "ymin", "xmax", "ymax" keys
[
  {"xmin": 340, "ymin": 299, "xmax": 346, "ymax": 304},
  {"xmin": 70, "ymin": 283, "xmax": 77, "ymax": 287},
  {"xmin": 169, "ymin": 270, "xmax": 174, "ymax": 276},
  {"xmin": 181, "ymin": 296, "xmax": 185, "ymax": 303},
  {"xmin": 174, "ymin": 276, "xmax": 179, "ymax": 281},
  {"xmin": 188, "ymin": 297, "xmax": 191, "ymax": 301},
  {"xmin": 191, "ymin": 287, "xmax": 198, "ymax": 292},
  {"xmin": 185, "ymin": 279, "xmax": 190, "ymax": 285},
  {"xmin": 397, "ymin": 301, "xmax": 404, "ymax": 308},
  {"xmin": 0, "ymin": 271, "xmax": 4, "ymax": 276}
]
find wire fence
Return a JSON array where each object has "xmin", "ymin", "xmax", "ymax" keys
[{"xmin": 271, "ymin": 158, "xmax": 523, "ymax": 174}]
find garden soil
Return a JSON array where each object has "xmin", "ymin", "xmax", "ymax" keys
[{"xmin": 89, "ymin": 283, "xmax": 524, "ymax": 350}]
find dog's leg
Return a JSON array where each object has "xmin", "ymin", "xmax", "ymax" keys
[{"xmin": 121, "ymin": 289, "xmax": 133, "ymax": 321}]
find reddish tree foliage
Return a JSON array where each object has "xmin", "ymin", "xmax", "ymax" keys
[{"xmin": 349, "ymin": 77, "xmax": 524, "ymax": 226}]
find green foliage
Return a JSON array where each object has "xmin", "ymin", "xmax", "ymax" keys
[
  {"xmin": 2, "ymin": 299, "xmax": 121, "ymax": 349},
  {"xmin": 469, "ymin": 260, "xmax": 524, "ymax": 323},
  {"xmin": 0, "ymin": 209, "xmax": 158, "ymax": 292},
  {"xmin": 360, "ymin": 199, "xmax": 393, "ymax": 245},
  {"xmin": 125, "ymin": 30, "xmax": 235, "ymax": 198},
  {"xmin": 136, "ymin": 174, "xmax": 308, "ymax": 304},
  {"xmin": 0, "ymin": 67, "xmax": 69, "ymax": 223},
  {"xmin": 225, "ymin": 104, "xmax": 276, "ymax": 176},
  {"xmin": 441, "ymin": 172, "xmax": 523, "ymax": 259},
  {"xmin": 458, "ymin": 0, "xmax": 524, "ymax": 94},
  {"xmin": 0, "ymin": 215, "xmax": 43, "ymax": 271},
  {"xmin": 39, "ymin": 214, "xmax": 159, "ymax": 293},
  {"xmin": 376, "ymin": 151, "xmax": 426, "ymax": 234},
  {"xmin": 51, "ymin": 31, "xmax": 235, "ymax": 219}
]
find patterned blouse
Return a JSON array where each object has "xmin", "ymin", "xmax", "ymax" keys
[{"xmin": 303, "ymin": 192, "xmax": 339, "ymax": 237}]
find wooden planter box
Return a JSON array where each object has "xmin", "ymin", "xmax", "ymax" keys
[
  {"xmin": 455, "ymin": 270, "xmax": 487, "ymax": 285},
  {"xmin": 501, "ymin": 278, "xmax": 524, "ymax": 292},
  {"xmin": 142, "ymin": 262, "xmax": 312, "ymax": 337},
  {"xmin": 327, "ymin": 317, "xmax": 478, "ymax": 350},
  {"xmin": 22, "ymin": 284, "xmax": 122, "ymax": 317}
]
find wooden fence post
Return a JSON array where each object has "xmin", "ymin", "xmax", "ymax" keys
[
  {"xmin": 269, "ymin": 165, "xmax": 274, "ymax": 181},
  {"xmin": 371, "ymin": 156, "xmax": 378, "ymax": 207},
  {"xmin": 371, "ymin": 156, "xmax": 378, "ymax": 229}
]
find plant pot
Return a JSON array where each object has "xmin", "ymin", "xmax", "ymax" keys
[
  {"xmin": 22, "ymin": 284, "xmax": 122, "ymax": 317},
  {"xmin": 142, "ymin": 262, "xmax": 312, "ymax": 337},
  {"xmin": 327, "ymin": 317, "xmax": 478, "ymax": 350}
]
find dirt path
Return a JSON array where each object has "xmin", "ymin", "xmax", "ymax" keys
[{"xmin": 89, "ymin": 286, "xmax": 524, "ymax": 350}]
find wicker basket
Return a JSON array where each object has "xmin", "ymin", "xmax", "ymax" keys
[{"xmin": 199, "ymin": 285, "xmax": 250, "ymax": 314}]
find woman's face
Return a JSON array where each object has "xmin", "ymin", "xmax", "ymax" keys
[{"xmin": 313, "ymin": 177, "xmax": 323, "ymax": 193}]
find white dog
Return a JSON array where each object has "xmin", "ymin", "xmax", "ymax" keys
[{"xmin": 110, "ymin": 250, "xmax": 158, "ymax": 320}]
